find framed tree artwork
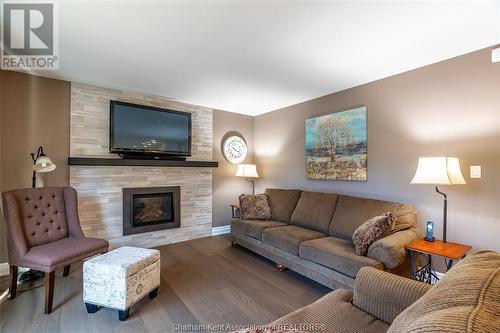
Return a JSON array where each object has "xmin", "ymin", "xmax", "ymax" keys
[{"xmin": 305, "ymin": 106, "xmax": 367, "ymax": 181}]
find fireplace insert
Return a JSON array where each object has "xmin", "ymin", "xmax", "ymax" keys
[{"xmin": 123, "ymin": 186, "xmax": 180, "ymax": 235}]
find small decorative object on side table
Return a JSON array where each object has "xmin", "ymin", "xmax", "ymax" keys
[{"xmin": 405, "ymin": 238, "xmax": 471, "ymax": 284}]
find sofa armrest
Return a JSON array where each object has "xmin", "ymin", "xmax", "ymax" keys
[
  {"xmin": 367, "ymin": 227, "xmax": 422, "ymax": 269},
  {"xmin": 353, "ymin": 267, "xmax": 431, "ymax": 324}
]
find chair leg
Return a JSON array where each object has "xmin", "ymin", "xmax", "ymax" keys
[
  {"xmin": 44, "ymin": 271, "xmax": 55, "ymax": 314},
  {"xmin": 63, "ymin": 265, "xmax": 70, "ymax": 277},
  {"xmin": 9, "ymin": 266, "xmax": 18, "ymax": 300}
]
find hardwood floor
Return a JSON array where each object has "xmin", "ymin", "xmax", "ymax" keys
[{"xmin": 0, "ymin": 235, "xmax": 330, "ymax": 333}]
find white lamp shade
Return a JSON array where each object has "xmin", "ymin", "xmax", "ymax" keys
[
  {"xmin": 411, "ymin": 157, "xmax": 466, "ymax": 185},
  {"xmin": 235, "ymin": 164, "xmax": 259, "ymax": 178},
  {"xmin": 33, "ymin": 155, "xmax": 56, "ymax": 173}
]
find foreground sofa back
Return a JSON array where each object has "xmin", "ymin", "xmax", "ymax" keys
[
  {"xmin": 231, "ymin": 188, "xmax": 421, "ymax": 290},
  {"xmin": 388, "ymin": 250, "xmax": 500, "ymax": 332},
  {"xmin": 269, "ymin": 251, "xmax": 499, "ymax": 333}
]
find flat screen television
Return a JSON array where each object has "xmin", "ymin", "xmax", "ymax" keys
[{"xmin": 110, "ymin": 100, "xmax": 192, "ymax": 158}]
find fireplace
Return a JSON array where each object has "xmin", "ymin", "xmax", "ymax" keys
[{"xmin": 123, "ymin": 186, "xmax": 180, "ymax": 235}]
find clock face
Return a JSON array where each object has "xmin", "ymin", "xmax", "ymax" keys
[{"xmin": 222, "ymin": 135, "xmax": 248, "ymax": 164}]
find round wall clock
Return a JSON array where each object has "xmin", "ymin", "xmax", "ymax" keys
[{"xmin": 222, "ymin": 135, "xmax": 248, "ymax": 164}]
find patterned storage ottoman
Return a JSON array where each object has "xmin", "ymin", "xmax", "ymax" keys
[{"xmin": 83, "ymin": 246, "xmax": 160, "ymax": 321}]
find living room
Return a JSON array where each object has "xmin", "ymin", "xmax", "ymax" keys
[{"xmin": 0, "ymin": 1, "xmax": 499, "ymax": 333}]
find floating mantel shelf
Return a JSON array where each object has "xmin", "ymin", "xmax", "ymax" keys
[{"xmin": 68, "ymin": 157, "xmax": 218, "ymax": 168}]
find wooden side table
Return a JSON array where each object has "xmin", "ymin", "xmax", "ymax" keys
[
  {"xmin": 405, "ymin": 238, "xmax": 471, "ymax": 284},
  {"xmin": 230, "ymin": 204, "xmax": 240, "ymax": 218}
]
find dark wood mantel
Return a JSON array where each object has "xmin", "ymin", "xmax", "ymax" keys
[{"xmin": 68, "ymin": 157, "xmax": 218, "ymax": 168}]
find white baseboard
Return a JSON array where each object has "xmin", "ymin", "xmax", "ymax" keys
[
  {"xmin": 0, "ymin": 289, "xmax": 9, "ymax": 304},
  {"xmin": 212, "ymin": 225, "xmax": 230, "ymax": 236},
  {"xmin": 0, "ymin": 262, "xmax": 9, "ymax": 277}
]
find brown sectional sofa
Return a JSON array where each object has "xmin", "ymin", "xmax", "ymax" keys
[
  {"xmin": 231, "ymin": 189, "xmax": 422, "ymax": 289},
  {"xmin": 268, "ymin": 251, "xmax": 500, "ymax": 333}
]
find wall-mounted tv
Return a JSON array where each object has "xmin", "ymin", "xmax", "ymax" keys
[{"xmin": 110, "ymin": 100, "xmax": 192, "ymax": 158}]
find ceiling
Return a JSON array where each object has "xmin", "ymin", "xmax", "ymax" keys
[{"xmin": 29, "ymin": 1, "xmax": 500, "ymax": 115}]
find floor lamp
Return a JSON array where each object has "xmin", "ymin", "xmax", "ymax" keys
[
  {"xmin": 31, "ymin": 146, "xmax": 57, "ymax": 187},
  {"xmin": 235, "ymin": 164, "xmax": 259, "ymax": 194},
  {"xmin": 411, "ymin": 156, "xmax": 466, "ymax": 242}
]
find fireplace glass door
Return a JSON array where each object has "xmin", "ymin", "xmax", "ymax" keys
[{"xmin": 132, "ymin": 193, "xmax": 174, "ymax": 226}]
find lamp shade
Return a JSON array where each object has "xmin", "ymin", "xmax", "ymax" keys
[
  {"xmin": 235, "ymin": 164, "xmax": 259, "ymax": 178},
  {"xmin": 33, "ymin": 155, "xmax": 56, "ymax": 173},
  {"xmin": 411, "ymin": 157, "xmax": 466, "ymax": 185}
]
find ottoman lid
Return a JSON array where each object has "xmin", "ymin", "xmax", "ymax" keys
[{"xmin": 86, "ymin": 246, "xmax": 160, "ymax": 277}]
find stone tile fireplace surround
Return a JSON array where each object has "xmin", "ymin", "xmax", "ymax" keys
[{"xmin": 69, "ymin": 83, "xmax": 213, "ymax": 248}]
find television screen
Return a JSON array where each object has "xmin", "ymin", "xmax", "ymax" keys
[{"xmin": 110, "ymin": 101, "xmax": 191, "ymax": 156}]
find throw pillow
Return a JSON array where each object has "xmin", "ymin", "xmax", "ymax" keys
[
  {"xmin": 239, "ymin": 194, "xmax": 272, "ymax": 220},
  {"xmin": 352, "ymin": 212, "xmax": 396, "ymax": 256}
]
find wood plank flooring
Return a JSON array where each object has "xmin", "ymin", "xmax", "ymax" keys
[{"xmin": 0, "ymin": 235, "xmax": 330, "ymax": 333}]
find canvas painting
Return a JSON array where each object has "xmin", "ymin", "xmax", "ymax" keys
[{"xmin": 305, "ymin": 106, "xmax": 367, "ymax": 181}]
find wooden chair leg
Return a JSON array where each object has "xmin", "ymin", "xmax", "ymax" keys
[
  {"xmin": 44, "ymin": 271, "xmax": 55, "ymax": 314},
  {"xmin": 9, "ymin": 266, "xmax": 18, "ymax": 300},
  {"xmin": 63, "ymin": 265, "xmax": 70, "ymax": 277}
]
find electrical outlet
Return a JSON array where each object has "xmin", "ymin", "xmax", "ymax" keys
[
  {"xmin": 493, "ymin": 47, "xmax": 500, "ymax": 63},
  {"xmin": 470, "ymin": 166, "xmax": 481, "ymax": 179}
]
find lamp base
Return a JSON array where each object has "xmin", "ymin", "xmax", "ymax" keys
[
  {"xmin": 424, "ymin": 236, "xmax": 435, "ymax": 242},
  {"xmin": 18, "ymin": 269, "xmax": 45, "ymax": 283}
]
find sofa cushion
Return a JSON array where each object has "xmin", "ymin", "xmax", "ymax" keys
[
  {"xmin": 290, "ymin": 191, "xmax": 339, "ymax": 234},
  {"xmin": 264, "ymin": 188, "xmax": 302, "ymax": 223},
  {"xmin": 271, "ymin": 289, "xmax": 389, "ymax": 333},
  {"xmin": 388, "ymin": 251, "xmax": 500, "ymax": 333},
  {"xmin": 230, "ymin": 218, "xmax": 287, "ymax": 240},
  {"xmin": 352, "ymin": 212, "xmax": 396, "ymax": 256},
  {"xmin": 299, "ymin": 237, "xmax": 383, "ymax": 278},
  {"xmin": 239, "ymin": 194, "xmax": 272, "ymax": 220},
  {"xmin": 262, "ymin": 225, "xmax": 326, "ymax": 255},
  {"xmin": 329, "ymin": 195, "xmax": 415, "ymax": 241}
]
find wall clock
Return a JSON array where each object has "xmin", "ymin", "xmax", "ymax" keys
[{"xmin": 222, "ymin": 135, "xmax": 248, "ymax": 164}]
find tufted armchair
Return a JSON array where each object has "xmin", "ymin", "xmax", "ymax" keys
[{"xmin": 1, "ymin": 187, "xmax": 109, "ymax": 314}]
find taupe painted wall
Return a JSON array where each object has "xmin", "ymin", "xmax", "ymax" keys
[
  {"xmin": 1, "ymin": 71, "xmax": 70, "ymax": 191},
  {"xmin": 0, "ymin": 70, "xmax": 70, "ymax": 262},
  {"xmin": 2, "ymin": 46, "xmax": 497, "ymax": 257},
  {"xmin": 212, "ymin": 110, "xmax": 254, "ymax": 227},
  {"xmin": 254, "ymin": 46, "xmax": 500, "ymax": 253}
]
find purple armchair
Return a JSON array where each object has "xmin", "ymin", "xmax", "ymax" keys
[{"xmin": 1, "ymin": 187, "xmax": 109, "ymax": 314}]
